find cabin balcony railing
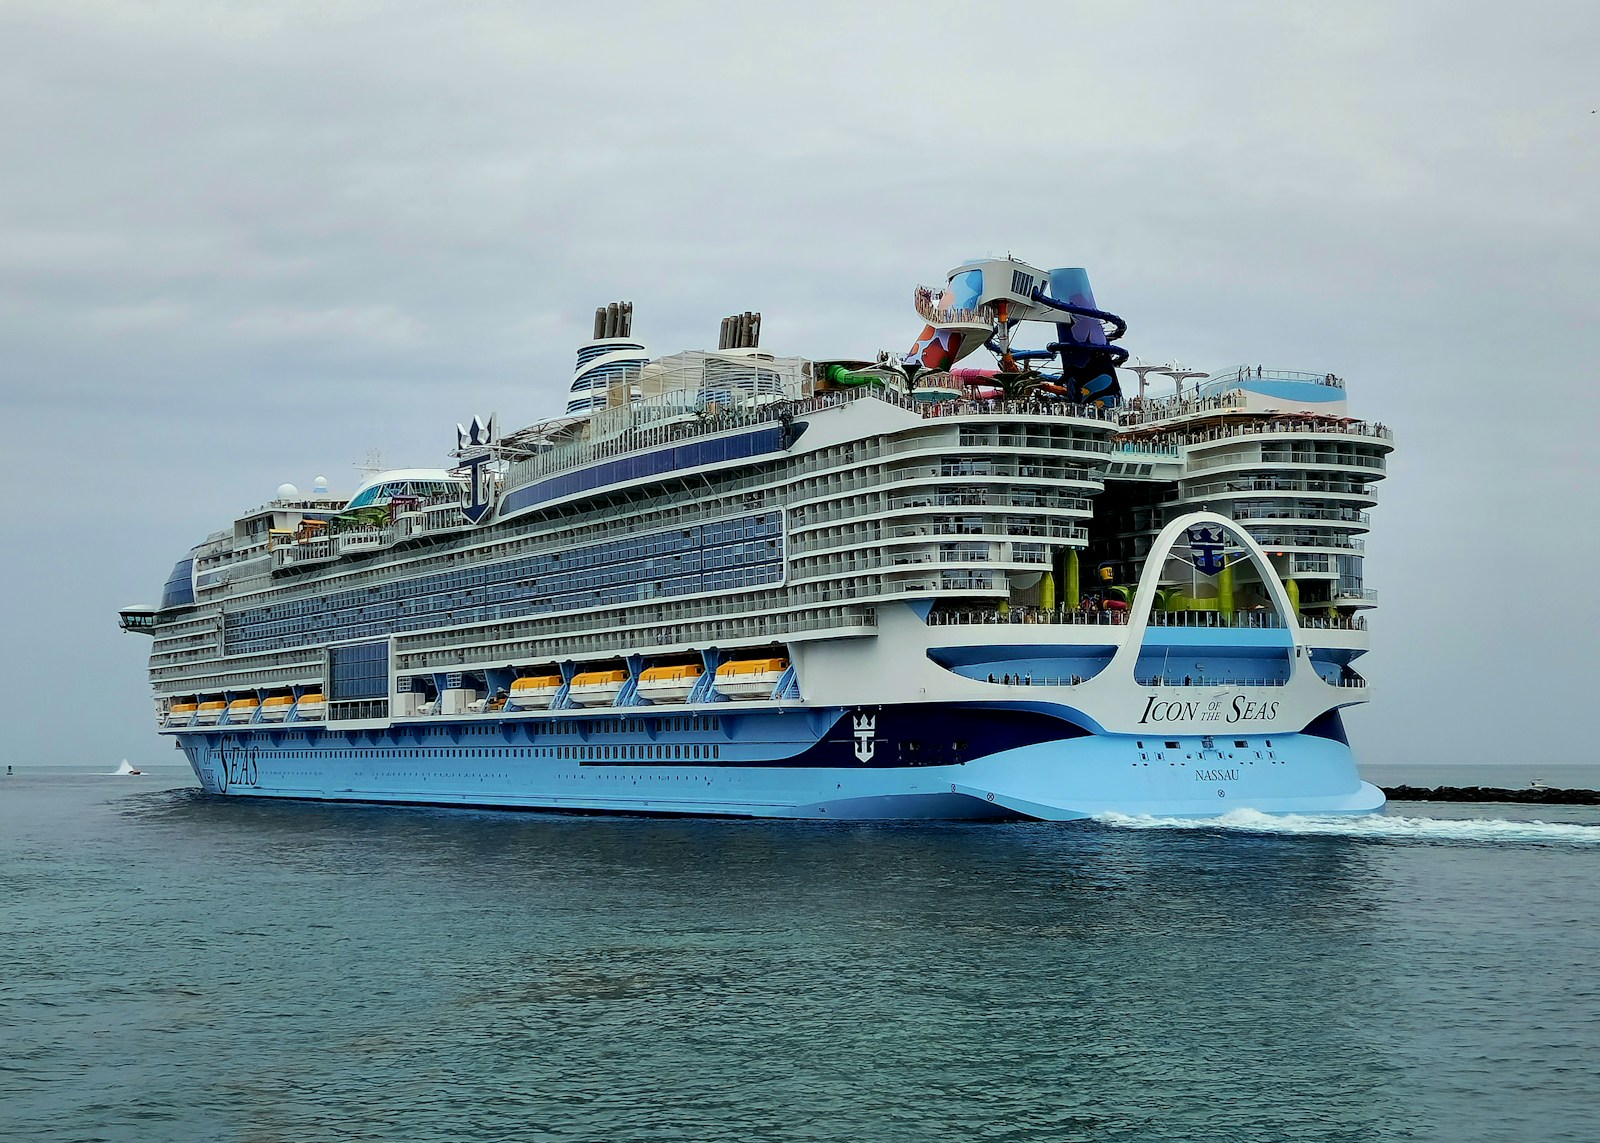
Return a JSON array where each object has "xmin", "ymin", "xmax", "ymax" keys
[
  {"xmin": 1221, "ymin": 505, "xmax": 1371, "ymax": 526},
  {"xmin": 1187, "ymin": 451, "xmax": 1388, "ymax": 474},
  {"xmin": 1334, "ymin": 587, "xmax": 1380, "ymax": 602},
  {"xmin": 1117, "ymin": 410, "xmax": 1391, "ymax": 446},
  {"xmin": 1182, "ymin": 477, "xmax": 1375, "ymax": 500},
  {"xmin": 787, "ymin": 522, "xmax": 1087, "ymax": 557}
]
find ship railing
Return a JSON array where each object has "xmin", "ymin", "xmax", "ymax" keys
[
  {"xmin": 927, "ymin": 607, "xmax": 1128, "ymax": 627},
  {"xmin": 880, "ymin": 491, "xmax": 1091, "ymax": 514},
  {"xmin": 1334, "ymin": 587, "xmax": 1380, "ymax": 602},
  {"xmin": 1204, "ymin": 366, "xmax": 1347, "ymax": 389},
  {"xmin": 788, "ymin": 523, "xmax": 1087, "ymax": 557},
  {"xmin": 781, "ymin": 425, "xmax": 1111, "ymax": 483},
  {"xmin": 1220, "ymin": 506, "xmax": 1371, "ymax": 525},
  {"xmin": 1296, "ymin": 613, "xmax": 1369, "ymax": 630},
  {"xmin": 918, "ymin": 397, "xmax": 1116, "ymax": 423},
  {"xmin": 1111, "ymin": 442, "xmax": 1184, "ymax": 459},
  {"xmin": 1135, "ymin": 676, "xmax": 1290, "ymax": 688},
  {"xmin": 408, "ymin": 608, "xmax": 877, "ymax": 669},
  {"xmin": 1188, "ymin": 451, "xmax": 1388, "ymax": 475},
  {"xmin": 1117, "ymin": 391, "xmax": 1251, "ymax": 425},
  {"xmin": 1182, "ymin": 477, "xmax": 1375, "ymax": 499},
  {"xmin": 505, "ymin": 386, "xmax": 1119, "ymax": 489},
  {"xmin": 1242, "ymin": 533, "xmax": 1367, "ymax": 552},
  {"xmin": 926, "ymin": 608, "xmax": 1366, "ymax": 631},
  {"xmin": 1137, "ymin": 421, "xmax": 1392, "ymax": 459}
]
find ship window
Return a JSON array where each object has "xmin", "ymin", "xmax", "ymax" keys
[{"xmin": 1165, "ymin": 741, "xmax": 1180, "ymax": 749}]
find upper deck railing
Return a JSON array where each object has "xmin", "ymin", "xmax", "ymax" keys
[
  {"xmin": 504, "ymin": 386, "xmax": 1116, "ymax": 491},
  {"xmin": 1120, "ymin": 416, "xmax": 1393, "ymax": 452},
  {"xmin": 1204, "ymin": 366, "xmax": 1346, "ymax": 390}
]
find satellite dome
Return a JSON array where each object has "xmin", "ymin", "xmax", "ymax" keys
[
  {"xmin": 312, "ymin": 475, "xmax": 330, "ymax": 493},
  {"xmin": 277, "ymin": 482, "xmax": 300, "ymax": 499}
]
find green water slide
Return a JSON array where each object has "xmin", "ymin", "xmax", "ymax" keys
[{"xmin": 823, "ymin": 364, "xmax": 888, "ymax": 387}]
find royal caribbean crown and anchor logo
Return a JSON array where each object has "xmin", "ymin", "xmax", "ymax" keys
[
  {"xmin": 454, "ymin": 413, "xmax": 498, "ymax": 525},
  {"xmin": 851, "ymin": 711, "xmax": 878, "ymax": 763}
]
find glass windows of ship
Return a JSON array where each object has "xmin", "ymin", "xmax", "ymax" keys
[{"xmin": 223, "ymin": 511, "xmax": 785, "ymax": 655}]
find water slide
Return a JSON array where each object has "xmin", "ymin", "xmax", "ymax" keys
[
  {"xmin": 913, "ymin": 265, "xmax": 1129, "ymax": 406},
  {"xmin": 822, "ymin": 364, "xmax": 886, "ymax": 387}
]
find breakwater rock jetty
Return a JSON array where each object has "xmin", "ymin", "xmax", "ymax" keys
[{"xmin": 1383, "ymin": 785, "xmax": 1600, "ymax": 806}]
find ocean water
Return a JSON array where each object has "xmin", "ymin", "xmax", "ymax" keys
[{"xmin": 4, "ymin": 768, "xmax": 1599, "ymax": 1143}]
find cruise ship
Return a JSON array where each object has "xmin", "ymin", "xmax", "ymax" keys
[{"xmin": 119, "ymin": 256, "xmax": 1392, "ymax": 819}]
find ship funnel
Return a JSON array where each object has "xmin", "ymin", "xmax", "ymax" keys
[
  {"xmin": 593, "ymin": 301, "xmax": 634, "ymax": 340},
  {"xmin": 718, "ymin": 310, "xmax": 761, "ymax": 350}
]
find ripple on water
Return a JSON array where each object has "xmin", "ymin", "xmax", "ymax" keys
[{"xmin": 2, "ymin": 772, "xmax": 1599, "ymax": 1142}]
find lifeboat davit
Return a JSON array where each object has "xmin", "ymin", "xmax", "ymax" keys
[
  {"xmin": 713, "ymin": 657, "xmax": 789, "ymax": 700},
  {"xmin": 636, "ymin": 663, "xmax": 703, "ymax": 704}
]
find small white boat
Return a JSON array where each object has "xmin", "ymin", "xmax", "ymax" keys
[
  {"xmin": 569, "ymin": 669, "xmax": 627, "ymax": 707},
  {"xmin": 259, "ymin": 694, "xmax": 295, "ymax": 722},
  {"xmin": 506, "ymin": 674, "xmax": 563, "ymax": 710},
  {"xmin": 115, "ymin": 759, "xmax": 142, "ymax": 776},
  {"xmin": 636, "ymin": 664, "xmax": 704, "ymax": 704},
  {"xmin": 714, "ymin": 657, "xmax": 789, "ymax": 700}
]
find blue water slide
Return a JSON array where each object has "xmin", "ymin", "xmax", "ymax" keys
[
  {"xmin": 1029, "ymin": 289, "xmax": 1129, "ymax": 343},
  {"xmin": 1040, "ymin": 268, "xmax": 1127, "ymax": 404}
]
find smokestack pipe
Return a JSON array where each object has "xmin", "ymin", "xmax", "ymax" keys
[{"xmin": 594, "ymin": 307, "xmax": 606, "ymax": 340}]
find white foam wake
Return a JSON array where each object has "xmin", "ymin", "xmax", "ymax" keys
[{"xmin": 1095, "ymin": 808, "xmax": 1600, "ymax": 846}]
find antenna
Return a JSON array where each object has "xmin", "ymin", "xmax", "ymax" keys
[{"xmin": 356, "ymin": 448, "xmax": 383, "ymax": 478}]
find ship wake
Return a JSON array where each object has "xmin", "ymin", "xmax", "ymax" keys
[{"xmin": 1095, "ymin": 808, "xmax": 1600, "ymax": 846}]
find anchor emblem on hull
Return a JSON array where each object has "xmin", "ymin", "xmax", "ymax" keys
[{"xmin": 852, "ymin": 712, "xmax": 877, "ymax": 763}]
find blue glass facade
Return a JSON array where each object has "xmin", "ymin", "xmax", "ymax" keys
[
  {"xmin": 160, "ymin": 556, "xmax": 195, "ymax": 609},
  {"xmin": 224, "ymin": 511, "xmax": 784, "ymax": 655},
  {"xmin": 329, "ymin": 641, "xmax": 389, "ymax": 700},
  {"xmin": 499, "ymin": 428, "xmax": 786, "ymax": 518}
]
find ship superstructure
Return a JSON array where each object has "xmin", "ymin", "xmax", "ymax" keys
[{"xmin": 119, "ymin": 256, "xmax": 1392, "ymax": 819}]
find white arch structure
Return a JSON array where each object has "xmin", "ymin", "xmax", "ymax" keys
[{"xmin": 1104, "ymin": 510, "xmax": 1306, "ymax": 683}]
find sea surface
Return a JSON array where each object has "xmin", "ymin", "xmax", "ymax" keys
[{"xmin": 3, "ymin": 765, "xmax": 1599, "ymax": 1143}]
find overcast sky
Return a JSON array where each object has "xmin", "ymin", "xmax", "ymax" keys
[{"xmin": 3, "ymin": 1, "xmax": 1595, "ymax": 770}]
